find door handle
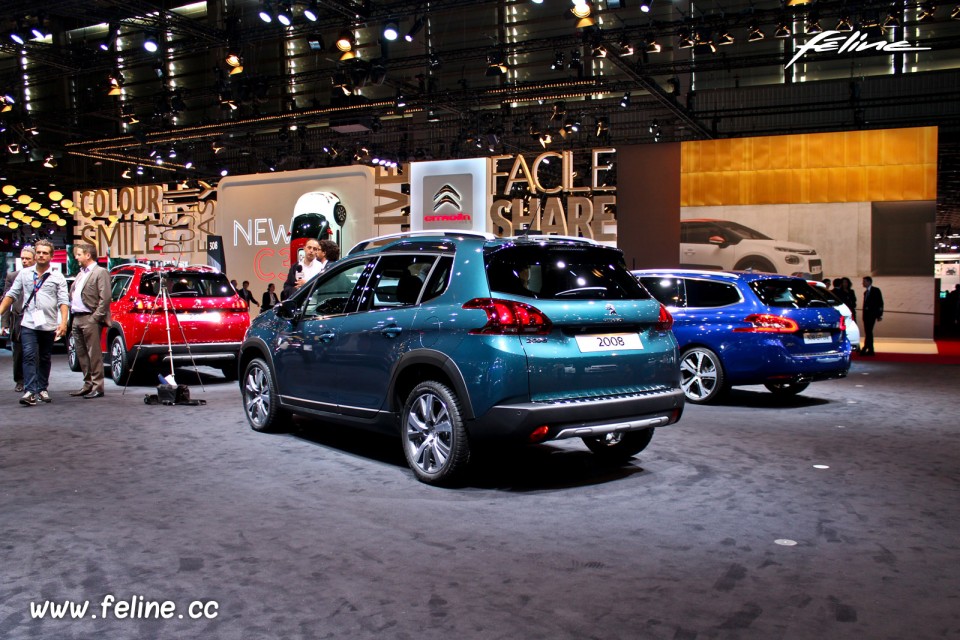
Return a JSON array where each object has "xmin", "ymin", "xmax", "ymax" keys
[
  {"xmin": 382, "ymin": 325, "xmax": 402, "ymax": 338},
  {"xmin": 318, "ymin": 332, "xmax": 335, "ymax": 342}
]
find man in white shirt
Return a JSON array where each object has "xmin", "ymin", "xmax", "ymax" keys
[
  {"xmin": 0, "ymin": 239, "xmax": 69, "ymax": 406},
  {"xmin": 282, "ymin": 238, "xmax": 328, "ymax": 300},
  {"xmin": 69, "ymin": 242, "xmax": 112, "ymax": 398}
]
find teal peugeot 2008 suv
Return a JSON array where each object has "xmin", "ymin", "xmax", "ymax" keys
[{"xmin": 238, "ymin": 231, "xmax": 684, "ymax": 485}]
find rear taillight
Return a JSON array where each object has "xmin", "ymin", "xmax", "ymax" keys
[
  {"xmin": 734, "ymin": 313, "xmax": 799, "ymax": 333},
  {"xmin": 655, "ymin": 304, "xmax": 673, "ymax": 331},
  {"xmin": 231, "ymin": 298, "xmax": 248, "ymax": 311},
  {"xmin": 133, "ymin": 298, "xmax": 158, "ymax": 312},
  {"xmin": 838, "ymin": 315, "xmax": 846, "ymax": 332},
  {"xmin": 463, "ymin": 298, "xmax": 552, "ymax": 335}
]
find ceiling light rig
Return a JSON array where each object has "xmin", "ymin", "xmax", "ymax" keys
[
  {"xmin": 303, "ymin": 0, "xmax": 319, "ymax": 22},
  {"xmin": 405, "ymin": 17, "xmax": 424, "ymax": 42}
]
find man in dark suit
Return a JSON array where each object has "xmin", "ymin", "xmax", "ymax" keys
[
  {"xmin": 861, "ymin": 276, "xmax": 884, "ymax": 355},
  {"xmin": 69, "ymin": 243, "xmax": 112, "ymax": 398},
  {"xmin": 238, "ymin": 280, "xmax": 259, "ymax": 312},
  {"xmin": 2, "ymin": 246, "xmax": 36, "ymax": 392}
]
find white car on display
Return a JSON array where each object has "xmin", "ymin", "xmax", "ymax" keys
[
  {"xmin": 810, "ymin": 280, "xmax": 861, "ymax": 351},
  {"xmin": 680, "ymin": 218, "xmax": 823, "ymax": 278}
]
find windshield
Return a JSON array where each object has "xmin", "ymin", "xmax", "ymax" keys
[
  {"xmin": 485, "ymin": 245, "xmax": 650, "ymax": 300},
  {"xmin": 716, "ymin": 220, "xmax": 772, "ymax": 240}
]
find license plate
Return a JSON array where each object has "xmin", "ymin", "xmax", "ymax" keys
[
  {"xmin": 175, "ymin": 311, "xmax": 222, "ymax": 323},
  {"xmin": 803, "ymin": 331, "xmax": 831, "ymax": 344},
  {"xmin": 575, "ymin": 333, "xmax": 643, "ymax": 353},
  {"xmin": 810, "ymin": 264, "xmax": 822, "ymax": 274}
]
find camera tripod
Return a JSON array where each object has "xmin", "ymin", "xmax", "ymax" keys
[{"xmin": 121, "ymin": 266, "xmax": 206, "ymax": 397}]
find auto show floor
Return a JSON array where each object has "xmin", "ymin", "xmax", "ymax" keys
[{"xmin": 1, "ymin": 353, "xmax": 958, "ymax": 640}]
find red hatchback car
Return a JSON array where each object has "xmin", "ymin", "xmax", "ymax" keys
[{"xmin": 69, "ymin": 264, "xmax": 250, "ymax": 384}]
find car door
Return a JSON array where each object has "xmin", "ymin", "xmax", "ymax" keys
[
  {"xmin": 680, "ymin": 221, "xmax": 729, "ymax": 270},
  {"xmin": 331, "ymin": 254, "xmax": 437, "ymax": 418},
  {"xmin": 272, "ymin": 259, "xmax": 370, "ymax": 412}
]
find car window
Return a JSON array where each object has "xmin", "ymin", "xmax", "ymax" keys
[
  {"xmin": 639, "ymin": 276, "xmax": 683, "ymax": 307},
  {"xmin": 751, "ymin": 278, "xmax": 833, "ymax": 309},
  {"xmin": 422, "ymin": 256, "xmax": 453, "ymax": 303},
  {"xmin": 302, "ymin": 262, "xmax": 367, "ymax": 318},
  {"xmin": 684, "ymin": 279, "xmax": 741, "ymax": 307},
  {"xmin": 486, "ymin": 245, "xmax": 650, "ymax": 300},
  {"xmin": 110, "ymin": 275, "xmax": 132, "ymax": 302},
  {"xmin": 356, "ymin": 255, "xmax": 437, "ymax": 311}
]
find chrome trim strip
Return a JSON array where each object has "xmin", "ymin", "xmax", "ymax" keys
[{"xmin": 554, "ymin": 415, "xmax": 671, "ymax": 440}]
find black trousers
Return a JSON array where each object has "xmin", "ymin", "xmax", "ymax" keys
[{"xmin": 863, "ymin": 313, "xmax": 879, "ymax": 353}]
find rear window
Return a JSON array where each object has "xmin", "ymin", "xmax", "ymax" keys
[
  {"xmin": 751, "ymin": 278, "xmax": 833, "ymax": 309},
  {"xmin": 486, "ymin": 245, "xmax": 650, "ymax": 300},
  {"xmin": 138, "ymin": 272, "xmax": 235, "ymax": 298}
]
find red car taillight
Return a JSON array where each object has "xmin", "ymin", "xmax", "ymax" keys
[
  {"xmin": 655, "ymin": 304, "xmax": 673, "ymax": 331},
  {"xmin": 463, "ymin": 298, "xmax": 552, "ymax": 335},
  {"xmin": 734, "ymin": 313, "xmax": 799, "ymax": 333},
  {"xmin": 133, "ymin": 298, "xmax": 158, "ymax": 312},
  {"xmin": 838, "ymin": 315, "xmax": 846, "ymax": 332}
]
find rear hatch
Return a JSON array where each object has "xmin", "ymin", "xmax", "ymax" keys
[
  {"xmin": 748, "ymin": 277, "xmax": 847, "ymax": 353},
  {"xmin": 484, "ymin": 242, "xmax": 679, "ymax": 402},
  {"xmin": 135, "ymin": 271, "xmax": 249, "ymax": 343}
]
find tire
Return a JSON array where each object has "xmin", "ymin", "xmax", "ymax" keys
[
  {"xmin": 109, "ymin": 334, "xmax": 132, "ymax": 385},
  {"xmin": 582, "ymin": 428, "xmax": 655, "ymax": 463},
  {"xmin": 242, "ymin": 358, "xmax": 289, "ymax": 433},
  {"xmin": 402, "ymin": 381, "xmax": 471, "ymax": 485},
  {"xmin": 680, "ymin": 346, "xmax": 727, "ymax": 404},
  {"xmin": 763, "ymin": 381, "xmax": 810, "ymax": 396},
  {"xmin": 67, "ymin": 333, "xmax": 81, "ymax": 372},
  {"xmin": 734, "ymin": 257, "xmax": 777, "ymax": 274}
]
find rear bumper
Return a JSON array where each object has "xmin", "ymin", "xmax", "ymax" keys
[
  {"xmin": 128, "ymin": 342, "xmax": 242, "ymax": 366},
  {"xmin": 468, "ymin": 387, "xmax": 685, "ymax": 442}
]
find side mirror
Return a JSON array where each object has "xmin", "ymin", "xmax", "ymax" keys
[
  {"xmin": 708, "ymin": 235, "xmax": 732, "ymax": 249},
  {"xmin": 275, "ymin": 299, "xmax": 298, "ymax": 320}
]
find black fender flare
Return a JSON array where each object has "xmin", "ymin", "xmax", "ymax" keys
[{"xmin": 388, "ymin": 349, "xmax": 475, "ymax": 420}]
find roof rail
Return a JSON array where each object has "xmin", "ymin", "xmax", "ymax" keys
[
  {"xmin": 348, "ymin": 229, "xmax": 497, "ymax": 255},
  {"xmin": 510, "ymin": 233, "xmax": 598, "ymax": 245}
]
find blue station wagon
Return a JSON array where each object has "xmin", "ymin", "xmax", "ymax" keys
[
  {"xmin": 634, "ymin": 269, "xmax": 851, "ymax": 404},
  {"xmin": 239, "ymin": 232, "xmax": 685, "ymax": 484}
]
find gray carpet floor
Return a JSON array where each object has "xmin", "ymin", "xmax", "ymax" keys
[{"xmin": 0, "ymin": 351, "xmax": 958, "ymax": 640}]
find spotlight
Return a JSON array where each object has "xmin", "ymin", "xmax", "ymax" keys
[
  {"xmin": 571, "ymin": 1, "xmax": 595, "ymax": 28},
  {"xmin": 383, "ymin": 21, "xmax": 399, "ymax": 41},
  {"xmin": 225, "ymin": 52, "xmax": 243, "ymax": 75},
  {"xmin": 595, "ymin": 116, "xmax": 608, "ymax": 137},
  {"xmin": 277, "ymin": 5, "xmax": 292, "ymax": 26},
  {"xmin": 918, "ymin": 3, "xmax": 937, "ymax": 21},
  {"xmin": 883, "ymin": 11, "xmax": 901, "ymax": 29},
  {"xmin": 99, "ymin": 23, "xmax": 119, "ymax": 51},
  {"xmin": 486, "ymin": 51, "xmax": 509, "ymax": 76},
  {"xmin": 747, "ymin": 23, "xmax": 765, "ymax": 41},
  {"xmin": 303, "ymin": 1, "xmax": 319, "ymax": 22},
  {"xmin": 259, "ymin": 3, "xmax": 274, "ymax": 23},
  {"xmin": 404, "ymin": 17, "xmax": 424, "ymax": 42},
  {"xmin": 43, "ymin": 154, "xmax": 57, "ymax": 168},
  {"xmin": 806, "ymin": 12, "xmax": 823, "ymax": 35},
  {"xmin": 395, "ymin": 93, "xmax": 407, "ymax": 108},
  {"xmin": 952, "ymin": 5, "xmax": 960, "ymax": 19},
  {"xmin": 336, "ymin": 30, "xmax": 354, "ymax": 51},
  {"xmin": 143, "ymin": 33, "xmax": 159, "ymax": 52},
  {"xmin": 619, "ymin": 36, "xmax": 635, "ymax": 56},
  {"xmin": 620, "ymin": 92, "xmax": 630, "ymax": 108},
  {"xmin": 640, "ymin": 1, "xmax": 652, "ymax": 12},
  {"xmin": 774, "ymin": 21, "xmax": 791, "ymax": 38},
  {"xmin": 0, "ymin": 94, "xmax": 14, "ymax": 113},
  {"xmin": 551, "ymin": 101, "xmax": 566, "ymax": 121},
  {"xmin": 836, "ymin": 16, "xmax": 853, "ymax": 32},
  {"xmin": 107, "ymin": 72, "xmax": 124, "ymax": 96},
  {"xmin": 429, "ymin": 53, "xmax": 441, "ymax": 69},
  {"xmin": 220, "ymin": 168, "xmax": 229, "ymax": 177},
  {"xmin": 677, "ymin": 29, "xmax": 694, "ymax": 49},
  {"xmin": 643, "ymin": 37, "xmax": 661, "ymax": 54},
  {"xmin": 716, "ymin": 30, "xmax": 734, "ymax": 46},
  {"xmin": 569, "ymin": 49, "xmax": 582, "ymax": 69},
  {"xmin": 591, "ymin": 42, "xmax": 608, "ymax": 58}
]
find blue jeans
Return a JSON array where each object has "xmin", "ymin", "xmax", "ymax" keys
[{"xmin": 20, "ymin": 326, "xmax": 55, "ymax": 395}]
